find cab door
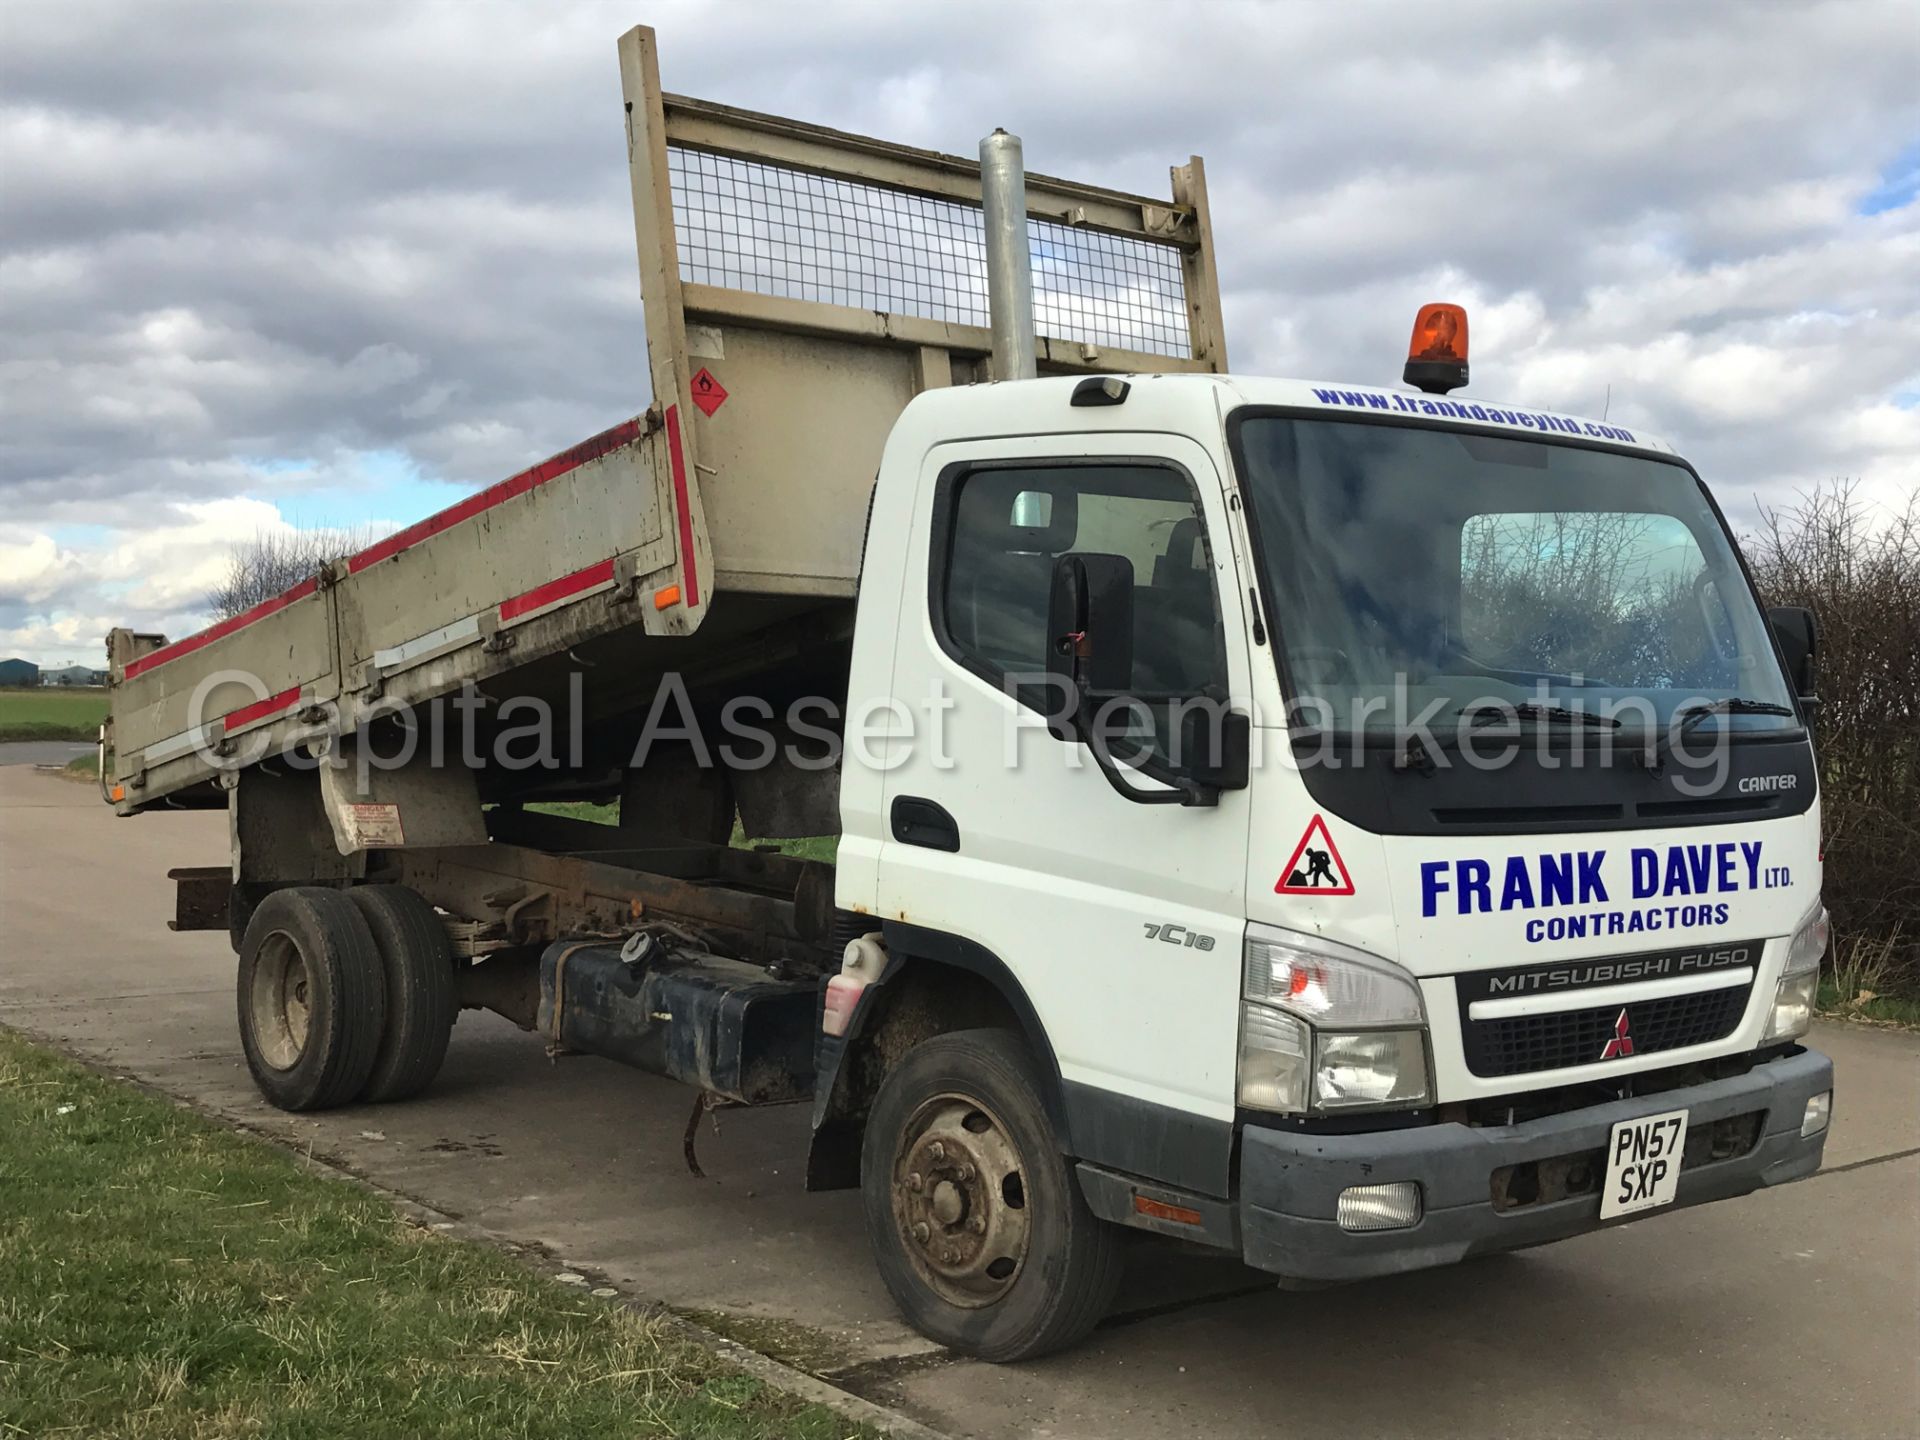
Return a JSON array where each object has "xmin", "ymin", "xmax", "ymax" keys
[{"xmin": 874, "ymin": 433, "xmax": 1252, "ymax": 1194}]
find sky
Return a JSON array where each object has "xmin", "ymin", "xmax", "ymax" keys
[{"xmin": 1, "ymin": 0, "xmax": 1916, "ymax": 667}]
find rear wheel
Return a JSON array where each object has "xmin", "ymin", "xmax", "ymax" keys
[
  {"xmin": 347, "ymin": 885, "xmax": 457, "ymax": 1103},
  {"xmin": 861, "ymin": 1029, "xmax": 1123, "ymax": 1361},
  {"xmin": 237, "ymin": 887, "xmax": 386, "ymax": 1112}
]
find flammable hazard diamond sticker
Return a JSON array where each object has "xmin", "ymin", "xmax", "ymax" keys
[
  {"xmin": 689, "ymin": 367, "xmax": 728, "ymax": 417},
  {"xmin": 1275, "ymin": 813, "xmax": 1355, "ymax": 895}
]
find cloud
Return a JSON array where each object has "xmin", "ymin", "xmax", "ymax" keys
[
  {"xmin": 0, "ymin": 495, "xmax": 399, "ymax": 665},
  {"xmin": 1, "ymin": 0, "xmax": 1916, "ymax": 664}
]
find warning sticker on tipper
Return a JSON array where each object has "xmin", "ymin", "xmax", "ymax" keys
[
  {"xmin": 690, "ymin": 367, "xmax": 728, "ymax": 417},
  {"xmin": 340, "ymin": 802, "xmax": 405, "ymax": 849},
  {"xmin": 1275, "ymin": 813, "xmax": 1355, "ymax": 896}
]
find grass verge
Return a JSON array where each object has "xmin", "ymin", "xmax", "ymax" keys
[
  {"xmin": 0, "ymin": 1027, "xmax": 877, "ymax": 1439},
  {"xmin": 1816, "ymin": 930, "xmax": 1920, "ymax": 1029},
  {"xmin": 0, "ymin": 686, "xmax": 107, "ymax": 743},
  {"xmin": 1817, "ymin": 978, "xmax": 1920, "ymax": 1029}
]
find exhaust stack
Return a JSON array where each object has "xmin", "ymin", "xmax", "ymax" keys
[{"xmin": 979, "ymin": 128, "xmax": 1037, "ymax": 382}]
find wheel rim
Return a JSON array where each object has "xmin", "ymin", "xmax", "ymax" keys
[
  {"xmin": 890, "ymin": 1092, "xmax": 1033, "ymax": 1308},
  {"xmin": 250, "ymin": 930, "xmax": 313, "ymax": 1071}
]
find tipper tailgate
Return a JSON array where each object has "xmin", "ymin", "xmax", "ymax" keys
[{"xmin": 109, "ymin": 576, "xmax": 337, "ymax": 800}]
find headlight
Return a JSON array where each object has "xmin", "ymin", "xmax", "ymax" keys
[
  {"xmin": 1764, "ymin": 971, "xmax": 1818, "ymax": 1043},
  {"xmin": 1764, "ymin": 900, "xmax": 1828, "ymax": 1043},
  {"xmin": 1313, "ymin": 1029, "xmax": 1431, "ymax": 1109},
  {"xmin": 1238, "ymin": 925, "xmax": 1430, "ymax": 1114}
]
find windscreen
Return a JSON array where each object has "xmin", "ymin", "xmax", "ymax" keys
[{"xmin": 1233, "ymin": 416, "xmax": 1797, "ymax": 735}]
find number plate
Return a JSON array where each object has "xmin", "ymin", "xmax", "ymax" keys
[{"xmin": 1600, "ymin": 1108, "xmax": 1689, "ymax": 1220}]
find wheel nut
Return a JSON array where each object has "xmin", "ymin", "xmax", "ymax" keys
[
  {"xmin": 929, "ymin": 1141, "xmax": 945, "ymax": 1162},
  {"xmin": 907, "ymin": 1172, "xmax": 923, "ymax": 1192},
  {"xmin": 968, "ymin": 1216, "xmax": 986, "ymax": 1234},
  {"xmin": 912, "ymin": 1222, "xmax": 930, "ymax": 1245},
  {"xmin": 957, "ymin": 1163, "xmax": 976, "ymax": 1182}
]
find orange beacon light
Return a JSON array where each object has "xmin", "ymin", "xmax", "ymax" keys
[{"xmin": 1403, "ymin": 303, "xmax": 1469, "ymax": 395}]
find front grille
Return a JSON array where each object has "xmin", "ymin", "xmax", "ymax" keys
[{"xmin": 1462, "ymin": 984, "xmax": 1751, "ymax": 1078}]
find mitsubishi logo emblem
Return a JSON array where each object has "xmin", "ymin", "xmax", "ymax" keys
[{"xmin": 1600, "ymin": 1008, "xmax": 1635, "ymax": 1061}]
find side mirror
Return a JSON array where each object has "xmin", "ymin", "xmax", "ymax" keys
[
  {"xmin": 1046, "ymin": 553, "xmax": 1231, "ymax": 808},
  {"xmin": 1179, "ymin": 706, "xmax": 1250, "ymax": 791},
  {"xmin": 1766, "ymin": 605, "xmax": 1819, "ymax": 703},
  {"xmin": 1046, "ymin": 552, "xmax": 1136, "ymax": 701}
]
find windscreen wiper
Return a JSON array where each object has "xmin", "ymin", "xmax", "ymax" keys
[
  {"xmin": 1465, "ymin": 701, "xmax": 1621, "ymax": 730},
  {"xmin": 1390, "ymin": 702, "xmax": 1619, "ymax": 774},
  {"xmin": 1390, "ymin": 700, "xmax": 1618, "ymax": 774},
  {"xmin": 1643, "ymin": 696, "xmax": 1798, "ymax": 770}
]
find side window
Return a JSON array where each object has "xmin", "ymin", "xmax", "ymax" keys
[{"xmin": 937, "ymin": 462, "xmax": 1228, "ymax": 706}]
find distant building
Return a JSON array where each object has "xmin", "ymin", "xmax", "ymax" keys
[
  {"xmin": 0, "ymin": 657, "xmax": 41, "ymax": 687},
  {"xmin": 42, "ymin": 665, "xmax": 108, "ymax": 687}
]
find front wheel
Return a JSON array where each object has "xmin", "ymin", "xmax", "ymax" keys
[{"xmin": 861, "ymin": 1029, "xmax": 1123, "ymax": 1361}]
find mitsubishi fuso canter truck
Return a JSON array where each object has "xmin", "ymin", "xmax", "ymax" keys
[{"xmin": 100, "ymin": 24, "xmax": 1834, "ymax": 1361}]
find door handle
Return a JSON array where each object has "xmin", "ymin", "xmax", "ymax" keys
[{"xmin": 890, "ymin": 796, "xmax": 960, "ymax": 852}]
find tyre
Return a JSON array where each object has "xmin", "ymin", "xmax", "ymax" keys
[
  {"xmin": 237, "ymin": 887, "xmax": 387, "ymax": 1112},
  {"xmin": 861, "ymin": 1028, "xmax": 1123, "ymax": 1361},
  {"xmin": 347, "ymin": 885, "xmax": 458, "ymax": 1103}
]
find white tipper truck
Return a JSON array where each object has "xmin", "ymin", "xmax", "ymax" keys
[{"xmin": 101, "ymin": 24, "xmax": 1834, "ymax": 1361}]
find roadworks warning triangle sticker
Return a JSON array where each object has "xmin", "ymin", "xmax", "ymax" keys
[{"xmin": 1275, "ymin": 813, "xmax": 1356, "ymax": 896}]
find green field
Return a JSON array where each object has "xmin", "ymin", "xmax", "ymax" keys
[
  {"xmin": 0, "ymin": 1027, "xmax": 873, "ymax": 1440},
  {"xmin": 0, "ymin": 686, "xmax": 107, "ymax": 742},
  {"xmin": 527, "ymin": 801, "xmax": 837, "ymax": 865}
]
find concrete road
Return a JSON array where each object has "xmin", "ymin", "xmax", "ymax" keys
[
  {"xmin": 4, "ymin": 765, "xmax": 1916, "ymax": 1438},
  {"xmin": 0, "ymin": 740, "xmax": 91, "ymax": 767}
]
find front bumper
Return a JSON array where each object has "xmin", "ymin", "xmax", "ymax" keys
[{"xmin": 1238, "ymin": 1047, "xmax": 1833, "ymax": 1282}]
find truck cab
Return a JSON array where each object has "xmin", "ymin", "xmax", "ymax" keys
[{"xmin": 822, "ymin": 373, "xmax": 1831, "ymax": 1353}]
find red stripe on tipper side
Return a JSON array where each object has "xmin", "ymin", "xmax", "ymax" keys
[
  {"xmin": 122, "ymin": 577, "xmax": 319, "ymax": 681},
  {"xmin": 347, "ymin": 416, "xmax": 645, "ymax": 574},
  {"xmin": 665, "ymin": 403, "xmax": 700, "ymax": 607},
  {"xmin": 498, "ymin": 558, "xmax": 616, "ymax": 622},
  {"xmin": 220, "ymin": 685, "xmax": 302, "ymax": 735}
]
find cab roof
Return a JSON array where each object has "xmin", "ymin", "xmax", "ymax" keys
[{"xmin": 902, "ymin": 372, "xmax": 1677, "ymax": 461}]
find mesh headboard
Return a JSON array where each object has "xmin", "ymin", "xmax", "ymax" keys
[
  {"xmin": 616, "ymin": 25, "xmax": 1228, "ymax": 601},
  {"xmin": 668, "ymin": 146, "xmax": 1195, "ymax": 359}
]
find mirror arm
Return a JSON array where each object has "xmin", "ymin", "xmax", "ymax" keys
[{"xmin": 1069, "ymin": 693, "xmax": 1219, "ymax": 808}]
